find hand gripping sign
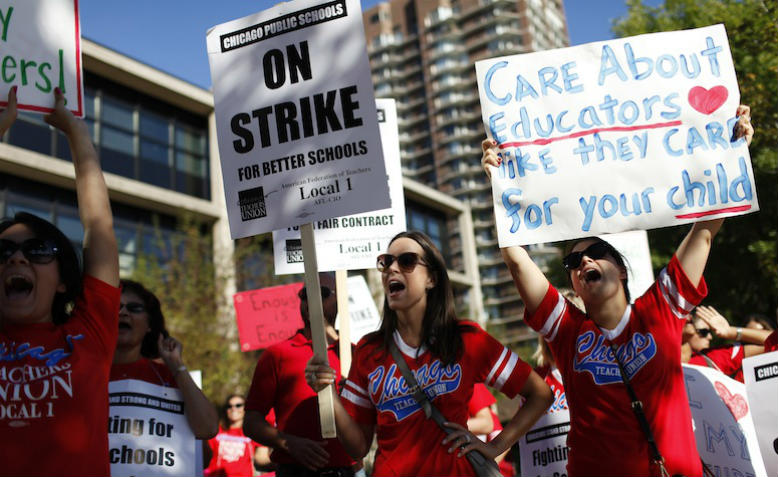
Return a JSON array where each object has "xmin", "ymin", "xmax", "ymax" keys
[{"xmin": 475, "ymin": 24, "xmax": 757, "ymax": 247}]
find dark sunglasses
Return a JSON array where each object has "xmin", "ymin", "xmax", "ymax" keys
[
  {"xmin": 376, "ymin": 252, "xmax": 427, "ymax": 273},
  {"xmin": 119, "ymin": 302, "xmax": 146, "ymax": 313},
  {"xmin": 0, "ymin": 238, "xmax": 59, "ymax": 264},
  {"xmin": 562, "ymin": 241, "xmax": 612, "ymax": 272},
  {"xmin": 696, "ymin": 328, "xmax": 712, "ymax": 338},
  {"xmin": 227, "ymin": 402, "xmax": 244, "ymax": 409},
  {"xmin": 298, "ymin": 286, "xmax": 333, "ymax": 301}
]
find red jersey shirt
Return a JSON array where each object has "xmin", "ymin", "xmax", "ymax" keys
[
  {"xmin": 0, "ymin": 275, "xmax": 120, "ymax": 477},
  {"xmin": 765, "ymin": 331, "xmax": 777, "ymax": 352},
  {"xmin": 246, "ymin": 330, "xmax": 352, "ymax": 467},
  {"xmin": 205, "ymin": 426, "xmax": 259, "ymax": 477},
  {"xmin": 341, "ymin": 322, "xmax": 532, "ymax": 477},
  {"xmin": 536, "ymin": 365, "xmax": 567, "ymax": 414},
  {"xmin": 525, "ymin": 255, "xmax": 705, "ymax": 477},
  {"xmin": 689, "ymin": 344, "xmax": 745, "ymax": 382}
]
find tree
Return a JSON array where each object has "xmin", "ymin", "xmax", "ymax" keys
[
  {"xmin": 613, "ymin": 0, "xmax": 778, "ymax": 323},
  {"xmin": 131, "ymin": 219, "xmax": 298, "ymax": 403}
]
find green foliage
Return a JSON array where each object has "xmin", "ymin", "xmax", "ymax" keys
[
  {"xmin": 613, "ymin": 0, "xmax": 778, "ymax": 323},
  {"xmin": 131, "ymin": 219, "xmax": 284, "ymax": 404}
]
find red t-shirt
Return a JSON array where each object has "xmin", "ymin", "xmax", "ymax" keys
[
  {"xmin": 525, "ymin": 255, "xmax": 705, "ymax": 477},
  {"xmin": 245, "ymin": 330, "xmax": 352, "ymax": 467},
  {"xmin": 205, "ymin": 426, "xmax": 259, "ymax": 477},
  {"xmin": 765, "ymin": 331, "xmax": 778, "ymax": 352},
  {"xmin": 536, "ymin": 365, "xmax": 567, "ymax": 413},
  {"xmin": 0, "ymin": 275, "xmax": 120, "ymax": 477},
  {"xmin": 341, "ymin": 321, "xmax": 532, "ymax": 477},
  {"xmin": 689, "ymin": 344, "xmax": 745, "ymax": 382},
  {"xmin": 110, "ymin": 358, "xmax": 177, "ymax": 386}
]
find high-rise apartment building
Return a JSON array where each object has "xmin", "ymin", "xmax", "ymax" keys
[{"xmin": 363, "ymin": 0, "xmax": 569, "ymax": 344}]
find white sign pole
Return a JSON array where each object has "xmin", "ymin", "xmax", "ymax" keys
[
  {"xmin": 300, "ymin": 223, "xmax": 336, "ymax": 438},
  {"xmin": 336, "ymin": 270, "xmax": 351, "ymax": 376}
]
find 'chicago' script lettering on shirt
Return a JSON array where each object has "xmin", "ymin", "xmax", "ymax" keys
[
  {"xmin": 573, "ymin": 331, "xmax": 657, "ymax": 385},
  {"xmin": 367, "ymin": 360, "xmax": 462, "ymax": 421},
  {"xmin": 0, "ymin": 334, "xmax": 85, "ymax": 366}
]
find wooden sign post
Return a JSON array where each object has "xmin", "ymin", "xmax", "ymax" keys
[{"xmin": 336, "ymin": 270, "xmax": 351, "ymax": 376}]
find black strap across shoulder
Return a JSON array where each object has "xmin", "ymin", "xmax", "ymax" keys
[{"xmin": 388, "ymin": 340, "xmax": 501, "ymax": 477}]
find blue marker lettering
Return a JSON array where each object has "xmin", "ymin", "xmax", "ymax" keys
[
  {"xmin": 538, "ymin": 148, "xmax": 556, "ymax": 174},
  {"xmin": 516, "ymin": 74, "xmax": 539, "ymax": 101},
  {"xmin": 533, "ymin": 114, "xmax": 554, "ymax": 137},
  {"xmin": 704, "ymin": 121, "xmax": 729, "ymax": 150},
  {"xmin": 598, "ymin": 194, "xmax": 619, "ymax": 218},
  {"xmin": 624, "ymin": 43, "xmax": 653, "ymax": 80},
  {"xmin": 686, "ymin": 127, "xmax": 709, "ymax": 155},
  {"xmin": 556, "ymin": 110, "xmax": 574, "ymax": 132},
  {"xmin": 661, "ymin": 93, "xmax": 681, "ymax": 119},
  {"xmin": 679, "ymin": 54, "xmax": 700, "ymax": 78},
  {"xmin": 598, "ymin": 94, "xmax": 619, "ymax": 124},
  {"xmin": 578, "ymin": 106, "xmax": 603, "ymax": 129},
  {"xmin": 579, "ymin": 196, "xmax": 597, "ymax": 231},
  {"xmin": 618, "ymin": 100, "xmax": 639, "ymax": 125},
  {"xmin": 642, "ymin": 95, "xmax": 660, "ymax": 120},
  {"xmin": 489, "ymin": 112, "xmax": 507, "ymax": 143},
  {"xmin": 484, "ymin": 61, "xmax": 510, "ymax": 105},
  {"xmin": 598, "ymin": 45, "xmax": 627, "ymax": 85},
  {"xmin": 662, "ymin": 128, "xmax": 683, "ymax": 156},
  {"xmin": 656, "ymin": 54, "xmax": 678, "ymax": 78},
  {"xmin": 632, "ymin": 133, "xmax": 648, "ymax": 158},
  {"xmin": 700, "ymin": 37, "xmax": 722, "ymax": 76},
  {"xmin": 561, "ymin": 61, "xmax": 583, "ymax": 93},
  {"xmin": 538, "ymin": 66, "xmax": 561, "ymax": 95}
]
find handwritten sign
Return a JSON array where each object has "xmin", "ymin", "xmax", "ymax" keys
[
  {"xmin": 743, "ymin": 352, "xmax": 778, "ymax": 476},
  {"xmin": 476, "ymin": 24, "xmax": 757, "ymax": 246},
  {"xmin": 0, "ymin": 0, "xmax": 83, "ymax": 116},
  {"xmin": 273, "ymin": 98, "xmax": 406, "ymax": 273},
  {"xmin": 683, "ymin": 364, "xmax": 767, "ymax": 477},
  {"xmin": 108, "ymin": 379, "xmax": 197, "ymax": 477},
  {"xmin": 207, "ymin": 0, "xmax": 389, "ymax": 238},
  {"xmin": 234, "ymin": 283, "xmax": 303, "ymax": 351}
]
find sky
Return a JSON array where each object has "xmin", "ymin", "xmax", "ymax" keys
[{"xmin": 78, "ymin": 0, "xmax": 656, "ymax": 91}]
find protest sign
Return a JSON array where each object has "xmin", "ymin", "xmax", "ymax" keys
[
  {"xmin": 273, "ymin": 98, "xmax": 406, "ymax": 274},
  {"xmin": 519, "ymin": 385, "xmax": 570, "ymax": 476},
  {"xmin": 207, "ymin": 0, "xmax": 389, "ymax": 238},
  {"xmin": 743, "ymin": 351, "xmax": 778, "ymax": 476},
  {"xmin": 683, "ymin": 364, "xmax": 767, "ymax": 477},
  {"xmin": 334, "ymin": 275, "xmax": 381, "ymax": 344},
  {"xmin": 476, "ymin": 24, "xmax": 757, "ymax": 246},
  {"xmin": 598, "ymin": 230, "xmax": 654, "ymax": 301},
  {"xmin": 108, "ymin": 379, "xmax": 197, "ymax": 477},
  {"xmin": 233, "ymin": 282, "xmax": 303, "ymax": 352},
  {"xmin": 0, "ymin": 0, "xmax": 83, "ymax": 116}
]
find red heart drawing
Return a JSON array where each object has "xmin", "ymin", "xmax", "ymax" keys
[
  {"xmin": 688, "ymin": 86, "xmax": 728, "ymax": 114},
  {"xmin": 714, "ymin": 381, "xmax": 748, "ymax": 421}
]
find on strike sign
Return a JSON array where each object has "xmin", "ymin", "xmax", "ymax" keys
[
  {"xmin": 207, "ymin": 0, "xmax": 390, "ymax": 238},
  {"xmin": 476, "ymin": 24, "xmax": 757, "ymax": 246}
]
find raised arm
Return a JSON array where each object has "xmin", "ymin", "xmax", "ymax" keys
[
  {"xmin": 44, "ymin": 88, "xmax": 118, "ymax": 286},
  {"xmin": 157, "ymin": 335, "xmax": 218, "ymax": 439},
  {"xmin": 483, "ymin": 138, "xmax": 550, "ymax": 314},
  {"xmin": 675, "ymin": 106, "xmax": 753, "ymax": 286}
]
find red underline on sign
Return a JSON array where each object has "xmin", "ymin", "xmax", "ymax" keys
[
  {"xmin": 497, "ymin": 120, "xmax": 683, "ymax": 148},
  {"xmin": 675, "ymin": 205, "xmax": 752, "ymax": 219}
]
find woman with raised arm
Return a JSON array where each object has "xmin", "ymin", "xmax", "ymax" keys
[
  {"xmin": 481, "ymin": 106, "xmax": 753, "ymax": 477},
  {"xmin": 305, "ymin": 231, "xmax": 553, "ymax": 477},
  {"xmin": 0, "ymin": 87, "xmax": 121, "ymax": 477}
]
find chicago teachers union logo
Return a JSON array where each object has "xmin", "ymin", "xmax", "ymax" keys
[
  {"xmin": 573, "ymin": 331, "xmax": 657, "ymax": 385},
  {"xmin": 238, "ymin": 186, "xmax": 267, "ymax": 221}
]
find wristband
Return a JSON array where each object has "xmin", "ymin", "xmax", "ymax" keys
[
  {"xmin": 174, "ymin": 365, "xmax": 188, "ymax": 377},
  {"xmin": 735, "ymin": 328, "xmax": 742, "ymax": 341}
]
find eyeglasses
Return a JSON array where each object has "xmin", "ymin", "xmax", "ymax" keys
[
  {"xmin": 376, "ymin": 252, "xmax": 427, "ymax": 273},
  {"xmin": 119, "ymin": 302, "xmax": 146, "ymax": 313},
  {"xmin": 227, "ymin": 402, "xmax": 244, "ymax": 409},
  {"xmin": 562, "ymin": 242, "xmax": 612, "ymax": 272},
  {"xmin": 0, "ymin": 238, "xmax": 59, "ymax": 264},
  {"xmin": 298, "ymin": 286, "xmax": 333, "ymax": 301},
  {"xmin": 696, "ymin": 328, "xmax": 712, "ymax": 338}
]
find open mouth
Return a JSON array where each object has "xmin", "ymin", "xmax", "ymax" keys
[
  {"xmin": 583, "ymin": 269, "xmax": 602, "ymax": 283},
  {"xmin": 118, "ymin": 321, "xmax": 132, "ymax": 331},
  {"xmin": 388, "ymin": 280, "xmax": 405, "ymax": 294},
  {"xmin": 4, "ymin": 275, "xmax": 33, "ymax": 300}
]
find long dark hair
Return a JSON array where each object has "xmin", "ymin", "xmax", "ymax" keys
[
  {"xmin": 0, "ymin": 212, "xmax": 81, "ymax": 325},
  {"xmin": 564, "ymin": 237, "xmax": 631, "ymax": 303},
  {"xmin": 120, "ymin": 279, "xmax": 168, "ymax": 358},
  {"xmin": 220, "ymin": 393, "xmax": 246, "ymax": 428},
  {"xmin": 376, "ymin": 231, "xmax": 463, "ymax": 365}
]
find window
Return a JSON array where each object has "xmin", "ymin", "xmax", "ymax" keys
[{"xmin": 405, "ymin": 203, "xmax": 449, "ymax": 260}]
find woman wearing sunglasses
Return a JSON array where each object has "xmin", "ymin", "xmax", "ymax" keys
[
  {"xmin": 0, "ymin": 88, "xmax": 120, "ymax": 476},
  {"xmin": 481, "ymin": 106, "xmax": 754, "ymax": 477},
  {"xmin": 110, "ymin": 279, "xmax": 218, "ymax": 442},
  {"xmin": 205, "ymin": 394, "xmax": 272, "ymax": 477},
  {"xmin": 305, "ymin": 231, "xmax": 553, "ymax": 477}
]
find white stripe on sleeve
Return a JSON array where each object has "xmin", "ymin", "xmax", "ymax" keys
[
  {"xmin": 493, "ymin": 351, "xmax": 519, "ymax": 390},
  {"xmin": 485, "ymin": 348, "xmax": 508, "ymax": 386},
  {"xmin": 344, "ymin": 379, "xmax": 368, "ymax": 397},
  {"xmin": 658, "ymin": 268, "xmax": 695, "ymax": 318},
  {"xmin": 540, "ymin": 293, "xmax": 566, "ymax": 342},
  {"xmin": 342, "ymin": 389, "xmax": 372, "ymax": 409}
]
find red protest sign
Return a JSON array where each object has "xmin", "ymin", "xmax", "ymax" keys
[{"xmin": 234, "ymin": 282, "xmax": 304, "ymax": 351}]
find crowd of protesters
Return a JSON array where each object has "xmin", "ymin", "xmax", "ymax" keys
[{"xmin": 0, "ymin": 84, "xmax": 775, "ymax": 477}]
